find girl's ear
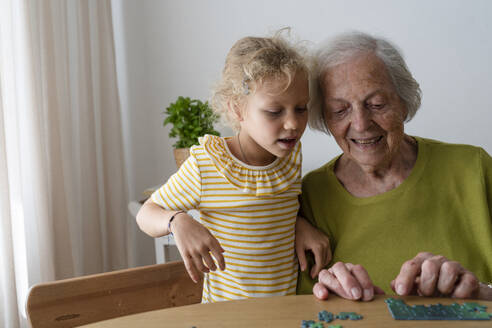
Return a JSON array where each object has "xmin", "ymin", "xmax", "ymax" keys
[{"xmin": 228, "ymin": 100, "xmax": 244, "ymax": 121}]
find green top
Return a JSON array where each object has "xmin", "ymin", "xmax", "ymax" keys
[{"xmin": 297, "ymin": 137, "xmax": 492, "ymax": 294}]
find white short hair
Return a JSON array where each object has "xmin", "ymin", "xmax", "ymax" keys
[{"xmin": 309, "ymin": 31, "xmax": 422, "ymax": 134}]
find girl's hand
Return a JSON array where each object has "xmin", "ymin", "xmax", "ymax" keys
[
  {"xmin": 314, "ymin": 262, "xmax": 385, "ymax": 301},
  {"xmin": 171, "ymin": 213, "xmax": 225, "ymax": 283},
  {"xmin": 295, "ymin": 216, "xmax": 332, "ymax": 278}
]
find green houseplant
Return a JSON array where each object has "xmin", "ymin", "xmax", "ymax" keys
[{"xmin": 164, "ymin": 96, "xmax": 220, "ymax": 167}]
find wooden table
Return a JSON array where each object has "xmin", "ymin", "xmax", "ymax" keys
[{"xmin": 81, "ymin": 294, "xmax": 492, "ymax": 327}]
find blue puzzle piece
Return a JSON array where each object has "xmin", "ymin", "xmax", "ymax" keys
[
  {"xmin": 301, "ymin": 321, "xmax": 324, "ymax": 328},
  {"xmin": 301, "ymin": 319, "xmax": 315, "ymax": 328},
  {"xmin": 385, "ymin": 298, "xmax": 492, "ymax": 320},
  {"xmin": 303, "ymin": 310, "xmax": 363, "ymax": 327},
  {"xmin": 318, "ymin": 310, "xmax": 334, "ymax": 323},
  {"xmin": 335, "ymin": 312, "xmax": 362, "ymax": 320}
]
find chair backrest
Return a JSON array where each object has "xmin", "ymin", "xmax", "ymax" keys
[{"xmin": 26, "ymin": 260, "xmax": 203, "ymax": 328}]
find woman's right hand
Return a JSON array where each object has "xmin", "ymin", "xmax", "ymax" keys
[
  {"xmin": 313, "ymin": 262, "xmax": 385, "ymax": 301},
  {"xmin": 171, "ymin": 213, "xmax": 226, "ymax": 283}
]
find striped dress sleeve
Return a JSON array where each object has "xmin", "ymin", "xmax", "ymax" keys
[{"xmin": 151, "ymin": 150, "xmax": 201, "ymax": 210}]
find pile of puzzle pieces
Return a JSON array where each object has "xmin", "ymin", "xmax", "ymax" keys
[
  {"xmin": 300, "ymin": 298, "xmax": 492, "ymax": 327},
  {"xmin": 385, "ymin": 298, "xmax": 492, "ymax": 320},
  {"xmin": 301, "ymin": 310, "xmax": 363, "ymax": 328}
]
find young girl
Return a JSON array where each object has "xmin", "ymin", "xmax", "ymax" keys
[{"xmin": 137, "ymin": 31, "xmax": 330, "ymax": 303}]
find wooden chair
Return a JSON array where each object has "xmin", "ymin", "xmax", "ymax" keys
[{"xmin": 26, "ymin": 260, "xmax": 203, "ymax": 328}]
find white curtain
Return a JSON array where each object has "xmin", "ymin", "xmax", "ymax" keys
[{"xmin": 0, "ymin": 0, "xmax": 130, "ymax": 326}]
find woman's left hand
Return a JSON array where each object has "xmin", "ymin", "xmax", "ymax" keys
[
  {"xmin": 295, "ymin": 216, "xmax": 332, "ymax": 278},
  {"xmin": 391, "ymin": 252, "xmax": 492, "ymax": 300}
]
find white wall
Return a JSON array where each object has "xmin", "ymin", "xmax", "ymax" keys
[{"xmin": 112, "ymin": 0, "xmax": 492, "ymax": 265}]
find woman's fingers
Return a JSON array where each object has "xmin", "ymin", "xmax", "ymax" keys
[
  {"xmin": 347, "ymin": 263, "xmax": 375, "ymax": 301},
  {"xmin": 451, "ymin": 271, "xmax": 479, "ymax": 298},
  {"xmin": 318, "ymin": 268, "xmax": 353, "ymax": 299},
  {"xmin": 393, "ymin": 252, "xmax": 432, "ymax": 295},
  {"xmin": 436, "ymin": 261, "xmax": 461, "ymax": 295},
  {"xmin": 477, "ymin": 282, "xmax": 492, "ymax": 300},
  {"xmin": 331, "ymin": 262, "xmax": 363, "ymax": 300},
  {"xmin": 313, "ymin": 281, "xmax": 330, "ymax": 300},
  {"xmin": 317, "ymin": 262, "xmax": 377, "ymax": 301},
  {"xmin": 418, "ymin": 255, "xmax": 447, "ymax": 296},
  {"xmin": 393, "ymin": 252, "xmax": 481, "ymax": 299}
]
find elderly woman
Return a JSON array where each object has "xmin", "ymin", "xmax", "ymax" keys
[{"xmin": 297, "ymin": 32, "xmax": 492, "ymax": 301}]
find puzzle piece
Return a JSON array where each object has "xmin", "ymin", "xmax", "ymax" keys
[
  {"xmin": 310, "ymin": 323, "xmax": 324, "ymax": 328},
  {"xmin": 335, "ymin": 312, "xmax": 362, "ymax": 320},
  {"xmin": 301, "ymin": 319, "xmax": 316, "ymax": 328},
  {"xmin": 385, "ymin": 298, "xmax": 492, "ymax": 320},
  {"xmin": 301, "ymin": 321, "xmax": 324, "ymax": 328},
  {"xmin": 318, "ymin": 310, "xmax": 333, "ymax": 322},
  {"xmin": 302, "ymin": 309, "xmax": 363, "ymax": 327}
]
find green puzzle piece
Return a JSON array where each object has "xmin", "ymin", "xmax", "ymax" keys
[{"xmin": 385, "ymin": 298, "xmax": 492, "ymax": 320}]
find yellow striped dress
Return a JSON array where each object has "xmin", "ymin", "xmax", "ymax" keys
[{"xmin": 151, "ymin": 134, "xmax": 301, "ymax": 303}]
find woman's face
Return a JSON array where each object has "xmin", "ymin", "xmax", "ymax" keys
[{"xmin": 322, "ymin": 53, "xmax": 407, "ymax": 169}]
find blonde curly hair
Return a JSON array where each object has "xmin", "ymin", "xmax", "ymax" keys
[{"xmin": 210, "ymin": 29, "xmax": 309, "ymax": 131}]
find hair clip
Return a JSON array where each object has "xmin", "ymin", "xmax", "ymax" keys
[{"xmin": 242, "ymin": 78, "xmax": 250, "ymax": 95}]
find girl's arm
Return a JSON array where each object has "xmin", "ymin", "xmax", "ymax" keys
[
  {"xmin": 136, "ymin": 199, "xmax": 225, "ymax": 283},
  {"xmin": 136, "ymin": 198, "xmax": 177, "ymax": 237},
  {"xmin": 295, "ymin": 216, "xmax": 332, "ymax": 279}
]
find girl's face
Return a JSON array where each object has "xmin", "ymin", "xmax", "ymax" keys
[{"xmin": 237, "ymin": 71, "xmax": 309, "ymax": 166}]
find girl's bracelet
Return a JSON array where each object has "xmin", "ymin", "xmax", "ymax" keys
[{"xmin": 168, "ymin": 210, "xmax": 185, "ymax": 235}]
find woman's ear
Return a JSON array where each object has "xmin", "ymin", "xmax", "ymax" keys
[{"xmin": 401, "ymin": 104, "xmax": 409, "ymax": 121}]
